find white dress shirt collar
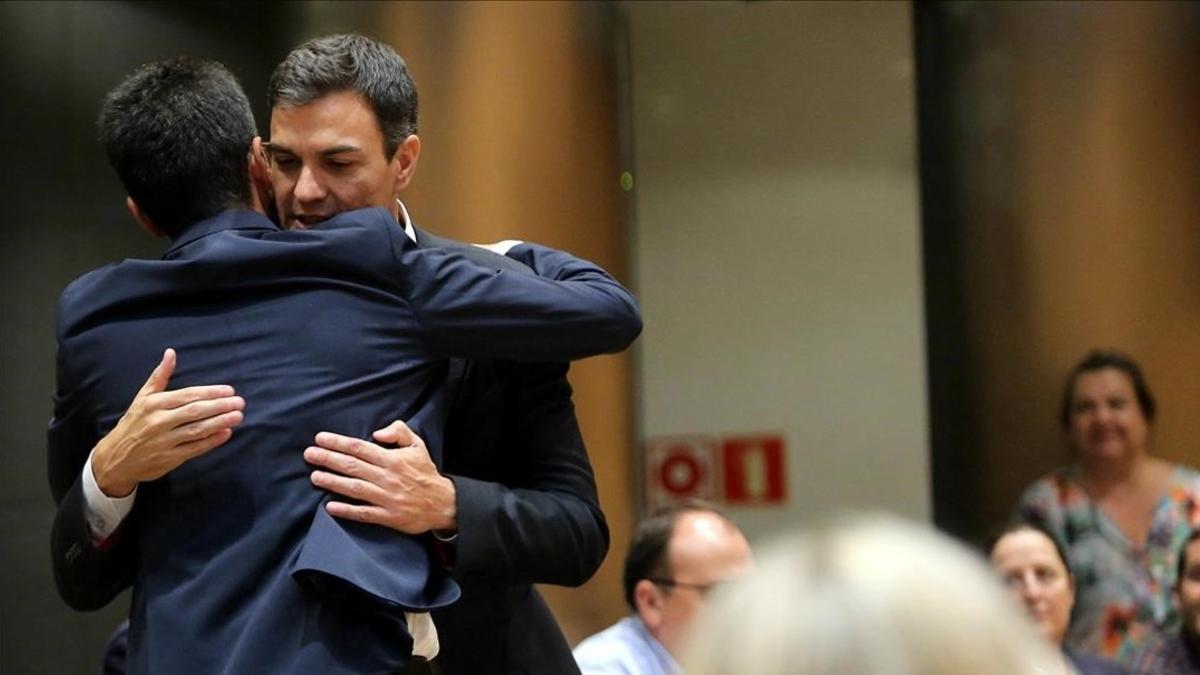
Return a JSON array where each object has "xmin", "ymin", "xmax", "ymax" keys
[{"xmin": 396, "ymin": 199, "xmax": 417, "ymax": 242}]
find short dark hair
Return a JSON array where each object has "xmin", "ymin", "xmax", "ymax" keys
[
  {"xmin": 268, "ymin": 34, "xmax": 418, "ymax": 158},
  {"xmin": 1058, "ymin": 349, "xmax": 1156, "ymax": 428},
  {"xmin": 97, "ymin": 57, "xmax": 257, "ymax": 238},
  {"xmin": 985, "ymin": 520, "xmax": 1073, "ymax": 580},
  {"xmin": 1178, "ymin": 529, "xmax": 1200, "ymax": 585},
  {"xmin": 622, "ymin": 500, "xmax": 730, "ymax": 611}
]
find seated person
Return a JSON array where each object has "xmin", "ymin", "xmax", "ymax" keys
[
  {"xmin": 572, "ymin": 501, "xmax": 752, "ymax": 675},
  {"xmin": 1015, "ymin": 350, "xmax": 1200, "ymax": 664},
  {"xmin": 988, "ymin": 522, "xmax": 1126, "ymax": 675},
  {"xmin": 1129, "ymin": 529, "xmax": 1200, "ymax": 674}
]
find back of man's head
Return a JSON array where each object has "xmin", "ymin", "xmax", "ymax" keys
[
  {"xmin": 97, "ymin": 57, "xmax": 257, "ymax": 238},
  {"xmin": 268, "ymin": 33, "xmax": 418, "ymax": 159}
]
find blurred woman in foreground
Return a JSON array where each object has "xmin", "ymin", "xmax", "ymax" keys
[
  {"xmin": 1016, "ymin": 350, "xmax": 1200, "ymax": 663},
  {"xmin": 989, "ymin": 522, "xmax": 1126, "ymax": 674}
]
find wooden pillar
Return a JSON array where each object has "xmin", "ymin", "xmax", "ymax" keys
[{"xmin": 366, "ymin": 1, "xmax": 634, "ymax": 642}]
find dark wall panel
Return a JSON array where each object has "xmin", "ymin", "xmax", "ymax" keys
[{"xmin": 0, "ymin": 3, "xmax": 300, "ymax": 670}]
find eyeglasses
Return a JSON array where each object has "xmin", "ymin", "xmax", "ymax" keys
[{"xmin": 647, "ymin": 577, "xmax": 722, "ymax": 597}]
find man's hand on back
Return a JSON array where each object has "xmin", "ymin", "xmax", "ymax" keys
[
  {"xmin": 305, "ymin": 421, "xmax": 457, "ymax": 534},
  {"xmin": 90, "ymin": 348, "xmax": 245, "ymax": 497}
]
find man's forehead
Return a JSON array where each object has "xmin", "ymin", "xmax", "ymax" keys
[
  {"xmin": 270, "ymin": 90, "xmax": 375, "ymax": 122},
  {"xmin": 268, "ymin": 93, "xmax": 388, "ymax": 156},
  {"xmin": 669, "ymin": 513, "xmax": 745, "ymax": 563}
]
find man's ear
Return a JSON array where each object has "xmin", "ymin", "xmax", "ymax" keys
[
  {"xmin": 126, "ymin": 196, "xmax": 163, "ymax": 238},
  {"xmin": 391, "ymin": 134, "xmax": 421, "ymax": 192},
  {"xmin": 634, "ymin": 579, "xmax": 664, "ymax": 629},
  {"xmin": 247, "ymin": 136, "xmax": 273, "ymax": 215}
]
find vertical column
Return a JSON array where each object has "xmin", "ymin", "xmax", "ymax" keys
[{"xmin": 374, "ymin": 1, "xmax": 633, "ymax": 642}]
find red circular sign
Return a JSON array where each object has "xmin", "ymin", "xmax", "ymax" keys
[{"xmin": 660, "ymin": 451, "xmax": 703, "ymax": 495}]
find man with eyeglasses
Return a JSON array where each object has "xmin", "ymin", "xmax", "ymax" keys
[{"xmin": 573, "ymin": 500, "xmax": 753, "ymax": 675}]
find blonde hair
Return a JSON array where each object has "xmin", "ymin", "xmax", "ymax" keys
[{"xmin": 681, "ymin": 514, "xmax": 1060, "ymax": 675}]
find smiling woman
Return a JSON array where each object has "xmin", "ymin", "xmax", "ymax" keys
[{"xmin": 1014, "ymin": 350, "xmax": 1200, "ymax": 666}]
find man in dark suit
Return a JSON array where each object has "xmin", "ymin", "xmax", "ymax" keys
[
  {"xmin": 92, "ymin": 34, "xmax": 618, "ymax": 674},
  {"xmin": 419, "ymin": 231, "xmax": 609, "ymax": 674},
  {"xmin": 268, "ymin": 35, "xmax": 614, "ymax": 673},
  {"xmin": 50, "ymin": 56, "xmax": 639, "ymax": 674}
]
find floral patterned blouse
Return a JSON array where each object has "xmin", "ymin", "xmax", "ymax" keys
[{"xmin": 1015, "ymin": 464, "xmax": 1200, "ymax": 665}]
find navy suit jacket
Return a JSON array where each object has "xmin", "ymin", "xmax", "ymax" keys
[
  {"xmin": 418, "ymin": 230, "xmax": 610, "ymax": 675},
  {"xmin": 48, "ymin": 208, "xmax": 640, "ymax": 675}
]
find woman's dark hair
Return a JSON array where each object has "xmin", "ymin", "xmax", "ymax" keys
[
  {"xmin": 1058, "ymin": 349, "xmax": 1156, "ymax": 428},
  {"xmin": 985, "ymin": 520, "xmax": 1073, "ymax": 579}
]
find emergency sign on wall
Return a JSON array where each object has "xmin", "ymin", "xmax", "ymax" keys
[{"xmin": 644, "ymin": 432, "xmax": 787, "ymax": 510}]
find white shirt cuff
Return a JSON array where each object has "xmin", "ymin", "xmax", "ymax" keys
[{"xmin": 82, "ymin": 452, "xmax": 137, "ymax": 541}]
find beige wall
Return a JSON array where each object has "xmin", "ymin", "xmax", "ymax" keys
[{"xmin": 626, "ymin": 1, "xmax": 930, "ymax": 544}]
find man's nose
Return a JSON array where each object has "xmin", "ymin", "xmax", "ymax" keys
[{"xmin": 294, "ymin": 165, "xmax": 326, "ymax": 203}]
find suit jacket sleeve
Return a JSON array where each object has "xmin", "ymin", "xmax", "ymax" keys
[
  {"xmin": 390, "ymin": 221, "xmax": 641, "ymax": 362},
  {"xmin": 446, "ymin": 362, "xmax": 609, "ymax": 586},
  {"xmin": 47, "ymin": 345, "xmax": 136, "ymax": 611}
]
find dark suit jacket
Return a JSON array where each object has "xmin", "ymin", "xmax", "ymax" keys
[
  {"xmin": 419, "ymin": 230, "xmax": 609, "ymax": 675},
  {"xmin": 48, "ymin": 208, "xmax": 640, "ymax": 675}
]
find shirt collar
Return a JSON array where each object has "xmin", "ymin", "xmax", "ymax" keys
[
  {"xmin": 166, "ymin": 204, "xmax": 413, "ymax": 255},
  {"xmin": 396, "ymin": 199, "xmax": 416, "ymax": 242},
  {"xmin": 629, "ymin": 615, "xmax": 682, "ymax": 674},
  {"xmin": 166, "ymin": 209, "xmax": 278, "ymax": 256}
]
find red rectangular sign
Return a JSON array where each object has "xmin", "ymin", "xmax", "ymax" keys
[{"xmin": 721, "ymin": 434, "xmax": 787, "ymax": 505}]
